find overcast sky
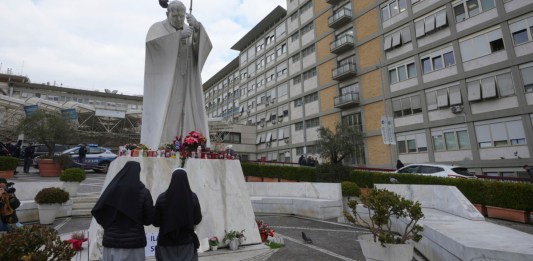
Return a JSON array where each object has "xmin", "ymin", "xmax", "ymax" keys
[{"xmin": 0, "ymin": 0, "xmax": 286, "ymax": 95}]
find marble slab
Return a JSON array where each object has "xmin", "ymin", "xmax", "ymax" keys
[{"xmin": 88, "ymin": 157, "xmax": 260, "ymax": 260}]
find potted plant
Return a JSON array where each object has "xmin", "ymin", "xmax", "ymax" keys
[
  {"xmin": 0, "ymin": 156, "xmax": 19, "ymax": 178},
  {"xmin": 16, "ymin": 110, "xmax": 76, "ymax": 177},
  {"xmin": 344, "ymin": 188, "xmax": 424, "ymax": 261},
  {"xmin": 223, "ymin": 230, "xmax": 240, "ymax": 250},
  {"xmin": 208, "ymin": 236, "xmax": 219, "ymax": 251},
  {"xmin": 60, "ymin": 168, "xmax": 86, "ymax": 196},
  {"xmin": 34, "ymin": 187, "xmax": 69, "ymax": 224},
  {"xmin": 236, "ymin": 229, "xmax": 246, "ymax": 244},
  {"xmin": 341, "ymin": 181, "xmax": 360, "ymax": 212}
]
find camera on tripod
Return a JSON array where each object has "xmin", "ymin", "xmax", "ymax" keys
[{"xmin": 4, "ymin": 182, "xmax": 16, "ymax": 194}]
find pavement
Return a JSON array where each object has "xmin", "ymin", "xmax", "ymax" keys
[{"xmin": 7, "ymin": 166, "xmax": 533, "ymax": 261}]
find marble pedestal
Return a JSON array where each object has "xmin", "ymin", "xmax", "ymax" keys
[{"xmin": 88, "ymin": 157, "xmax": 260, "ymax": 260}]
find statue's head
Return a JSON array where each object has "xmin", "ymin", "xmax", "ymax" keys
[{"xmin": 166, "ymin": 1, "xmax": 186, "ymax": 29}]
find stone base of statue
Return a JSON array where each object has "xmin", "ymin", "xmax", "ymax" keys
[{"xmin": 88, "ymin": 157, "xmax": 261, "ymax": 260}]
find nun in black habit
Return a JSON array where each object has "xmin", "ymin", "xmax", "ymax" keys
[
  {"xmin": 91, "ymin": 161, "xmax": 155, "ymax": 261},
  {"xmin": 154, "ymin": 168, "xmax": 202, "ymax": 261}
]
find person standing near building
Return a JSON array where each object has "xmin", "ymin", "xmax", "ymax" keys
[
  {"xmin": 91, "ymin": 161, "xmax": 155, "ymax": 261},
  {"xmin": 78, "ymin": 143, "xmax": 87, "ymax": 164},
  {"xmin": 23, "ymin": 144, "xmax": 35, "ymax": 174}
]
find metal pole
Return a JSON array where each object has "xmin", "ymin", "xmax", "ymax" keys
[{"xmin": 189, "ymin": 0, "xmax": 193, "ymax": 14}]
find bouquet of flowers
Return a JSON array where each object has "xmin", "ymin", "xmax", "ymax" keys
[
  {"xmin": 181, "ymin": 131, "xmax": 207, "ymax": 155},
  {"xmin": 138, "ymin": 144, "xmax": 149, "ymax": 150},
  {"xmin": 67, "ymin": 231, "xmax": 88, "ymax": 251},
  {"xmin": 256, "ymin": 219, "xmax": 275, "ymax": 242},
  {"xmin": 208, "ymin": 236, "xmax": 219, "ymax": 246},
  {"xmin": 124, "ymin": 143, "xmax": 138, "ymax": 150}
]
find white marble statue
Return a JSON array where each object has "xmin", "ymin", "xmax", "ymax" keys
[{"xmin": 141, "ymin": 0, "xmax": 212, "ymax": 149}]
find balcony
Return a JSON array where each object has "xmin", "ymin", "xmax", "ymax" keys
[
  {"xmin": 326, "ymin": 0, "xmax": 343, "ymax": 5},
  {"xmin": 332, "ymin": 63, "xmax": 357, "ymax": 81},
  {"xmin": 334, "ymin": 92, "xmax": 360, "ymax": 109},
  {"xmin": 328, "ymin": 8, "xmax": 352, "ymax": 29},
  {"xmin": 330, "ymin": 35, "xmax": 355, "ymax": 54}
]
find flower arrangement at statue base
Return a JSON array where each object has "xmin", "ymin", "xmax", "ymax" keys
[
  {"xmin": 67, "ymin": 231, "xmax": 88, "ymax": 251},
  {"xmin": 208, "ymin": 236, "xmax": 219, "ymax": 251},
  {"xmin": 256, "ymin": 219, "xmax": 275, "ymax": 242}
]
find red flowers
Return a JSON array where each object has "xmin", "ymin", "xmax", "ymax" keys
[{"xmin": 256, "ymin": 219, "xmax": 275, "ymax": 240}]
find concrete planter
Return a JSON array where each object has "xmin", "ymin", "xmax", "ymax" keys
[
  {"xmin": 486, "ymin": 206, "xmax": 530, "ymax": 223},
  {"xmin": 358, "ymin": 234, "xmax": 414, "ymax": 261},
  {"xmin": 37, "ymin": 203, "xmax": 60, "ymax": 224},
  {"xmin": 0, "ymin": 170, "xmax": 14, "ymax": 178},
  {"xmin": 210, "ymin": 245, "xmax": 218, "ymax": 251},
  {"xmin": 228, "ymin": 239, "xmax": 239, "ymax": 250},
  {"xmin": 38, "ymin": 159, "xmax": 62, "ymax": 177},
  {"xmin": 63, "ymin": 182, "xmax": 80, "ymax": 197},
  {"xmin": 342, "ymin": 196, "xmax": 357, "ymax": 213}
]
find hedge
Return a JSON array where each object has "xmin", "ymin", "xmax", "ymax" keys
[
  {"xmin": 241, "ymin": 163, "xmax": 533, "ymax": 211},
  {"xmin": 0, "ymin": 156, "xmax": 19, "ymax": 171}
]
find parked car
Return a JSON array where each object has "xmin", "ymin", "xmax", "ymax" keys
[
  {"xmin": 61, "ymin": 145, "xmax": 118, "ymax": 173},
  {"xmin": 29, "ymin": 144, "xmax": 70, "ymax": 159},
  {"xmin": 395, "ymin": 163, "xmax": 476, "ymax": 179}
]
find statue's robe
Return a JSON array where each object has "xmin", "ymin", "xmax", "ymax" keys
[{"xmin": 141, "ymin": 20, "xmax": 212, "ymax": 149}]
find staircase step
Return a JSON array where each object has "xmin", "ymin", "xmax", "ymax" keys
[
  {"xmin": 72, "ymin": 202, "xmax": 96, "ymax": 210},
  {"xmin": 71, "ymin": 196, "xmax": 99, "ymax": 203},
  {"xmin": 72, "ymin": 209, "xmax": 92, "ymax": 217}
]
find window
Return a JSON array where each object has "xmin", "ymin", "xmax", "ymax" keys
[
  {"xmin": 276, "ymin": 43, "xmax": 287, "ymax": 56},
  {"xmin": 475, "ymin": 120, "xmax": 526, "ymax": 148},
  {"xmin": 291, "ymin": 32, "xmax": 299, "ymax": 42},
  {"xmin": 342, "ymin": 113, "xmax": 363, "ymax": 132},
  {"xmin": 389, "ymin": 61, "xmax": 416, "ymax": 84},
  {"xmin": 256, "ymin": 42, "xmax": 265, "ymax": 52},
  {"xmin": 292, "ymin": 54, "xmax": 300, "ymax": 63},
  {"xmin": 415, "ymin": 9, "xmax": 448, "ymax": 39},
  {"xmin": 467, "ymin": 72, "xmax": 515, "ymax": 101},
  {"xmin": 459, "ymin": 27, "xmax": 504, "ymax": 62},
  {"xmin": 392, "ymin": 95, "xmax": 422, "ymax": 117},
  {"xmin": 520, "ymin": 64, "xmax": 533, "ymax": 92},
  {"xmin": 304, "ymin": 92, "xmax": 318, "ymax": 104},
  {"xmin": 397, "ymin": 133, "xmax": 427, "ymax": 154},
  {"xmin": 294, "ymin": 98, "xmax": 303, "ymax": 107},
  {"xmin": 306, "ymin": 118, "xmax": 320, "ymax": 128},
  {"xmin": 509, "ymin": 15, "xmax": 533, "ymax": 46},
  {"xmin": 293, "ymin": 75, "xmax": 302, "ymax": 84},
  {"xmin": 256, "ymin": 58, "xmax": 265, "ymax": 70},
  {"xmin": 421, "ymin": 47, "xmax": 455, "ymax": 74},
  {"xmin": 300, "ymin": 1, "xmax": 312, "ymax": 13},
  {"xmin": 384, "ymin": 26, "xmax": 411, "ymax": 51},
  {"xmin": 295, "ymin": 121, "xmax": 304, "ymax": 131},
  {"xmin": 290, "ymin": 12, "xmax": 299, "ymax": 22},
  {"xmin": 265, "ymin": 35, "xmax": 275, "ymax": 45},
  {"xmin": 278, "ymin": 84, "xmax": 288, "ymax": 97},
  {"xmin": 303, "ymin": 68, "xmax": 317, "ymax": 80},
  {"xmin": 453, "ymin": 0, "xmax": 495, "ymax": 23},
  {"xmin": 266, "ymin": 52, "xmax": 275, "ymax": 64},
  {"xmin": 302, "ymin": 45, "xmax": 315, "ymax": 58},
  {"xmin": 426, "ymin": 85, "xmax": 462, "ymax": 110},
  {"xmin": 432, "ymin": 128, "xmax": 471, "ymax": 151},
  {"xmin": 222, "ymin": 132, "xmax": 241, "ymax": 144},
  {"xmin": 301, "ymin": 22, "xmax": 314, "ymax": 35},
  {"xmin": 381, "ymin": 0, "xmax": 407, "ymax": 22}
]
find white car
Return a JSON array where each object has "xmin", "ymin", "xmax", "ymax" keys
[
  {"xmin": 395, "ymin": 164, "xmax": 476, "ymax": 179},
  {"xmin": 62, "ymin": 145, "xmax": 118, "ymax": 173}
]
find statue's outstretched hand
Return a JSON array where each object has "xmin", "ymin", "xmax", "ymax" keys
[
  {"xmin": 180, "ymin": 27, "xmax": 193, "ymax": 39},
  {"xmin": 186, "ymin": 14, "xmax": 200, "ymax": 30}
]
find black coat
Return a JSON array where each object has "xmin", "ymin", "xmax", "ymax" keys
[
  {"xmin": 153, "ymin": 192, "xmax": 202, "ymax": 246},
  {"xmin": 102, "ymin": 187, "xmax": 155, "ymax": 248}
]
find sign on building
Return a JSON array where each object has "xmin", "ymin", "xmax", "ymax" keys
[{"xmin": 381, "ymin": 116, "xmax": 396, "ymax": 145}]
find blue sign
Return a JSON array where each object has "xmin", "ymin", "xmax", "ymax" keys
[
  {"xmin": 61, "ymin": 108, "xmax": 78, "ymax": 120},
  {"xmin": 24, "ymin": 105, "xmax": 38, "ymax": 117}
]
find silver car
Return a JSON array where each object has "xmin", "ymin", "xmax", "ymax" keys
[{"xmin": 395, "ymin": 163, "xmax": 476, "ymax": 179}]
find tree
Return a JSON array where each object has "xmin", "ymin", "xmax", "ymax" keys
[
  {"xmin": 316, "ymin": 121, "xmax": 364, "ymax": 165},
  {"xmin": 16, "ymin": 110, "xmax": 77, "ymax": 157}
]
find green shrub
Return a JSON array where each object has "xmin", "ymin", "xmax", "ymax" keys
[
  {"xmin": 484, "ymin": 181, "xmax": 533, "ymax": 211},
  {"xmin": 0, "ymin": 156, "xmax": 19, "ymax": 171},
  {"xmin": 60, "ymin": 168, "xmax": 86, "ymax": 182},
  {"xmin": 0, "ymin": 225, "xmax": 76, "ymax": 260},
  {"xmin": 34, "ymin": 187, "xmax": 69, "ymax": 204},
  {"xmin": 315, "ymin": 163, "xmax": 351, "ymax": 182},
  {"xmin": 341, "ymin": 181, "xmax": 360, "ymax": 197},
  {"xmin": 241, "ymin": 162, "xmax": 316, "ymax": 182}
]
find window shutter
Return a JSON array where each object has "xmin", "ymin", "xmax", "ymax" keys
[
  {"xmin": 415, "ymin": 20, "xmax": 425, "ymax": 38},
  {"xmin": 435, "ymin": 10, "xmax": 447, "ymax": 28},
  {"xmin": 449, "ymin": 86, "xmax": 462, "ymax": 105},
  {"xmin": 467, "ymin": 81, "xmax": 481, "ymax": 101},
  {"xmin": 437, "ymin": 89, "xmax": 449, "ymax": 107},
  {"xmin": 481, "ymin": 77, "xmax": 497, "ymax": 99},
  {"xmin": 424, "ymin": 15, "xmax": 435, "ymax": 33}
]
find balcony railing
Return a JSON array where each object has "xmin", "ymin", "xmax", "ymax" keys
[
  {"xmin": 332, "ymin": 63, "xmax": 357, "ymax": 81},
  {"xmin": 328, "ymin": 8, "xmax": 352, "ymax": 29},
  {"xmin": 330, "ymin": 34, "xmax": 355, "ymax": 54},
  {"xmin": 334, "ymin": 92, "xmax": 360, "ymax": 109},
  {"xmin": 326, "ymin": 0, "xmax": 343, "ymax": 5}
]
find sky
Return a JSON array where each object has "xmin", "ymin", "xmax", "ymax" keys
[{"xmin": 0, "ymin": 0, "xmax": 286, "ymax": 96}]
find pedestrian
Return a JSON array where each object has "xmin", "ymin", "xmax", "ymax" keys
[
  {"xmin": 523, "ymin": 165, "xmax": 533, "ymax": 183},
  {"xmin": 13, "ymin": 140, "xmax": 22, "ymax": 158},
  {"xmin": 0, "ymin": 142, "xmax": 10, "ymax": 156},
  {"xmin": 298, "ymin": 155, "xmax": 306, "ymax": 166},
  {"xmin": 23, "ymin": 143, "xmax": 35, "ymax": 174},
  {"xmin": 91, "ymin": 161, "xmax": 155, "ymax": 261},
  {"xmin": 154, "ymin": 168, "xmax": 202, "ymax": 261},
  {"xmin": 396, "ymin": 160, "xmax": 405, "ymax": 170},
  {"xmin": 78, "ymin": 143, "xmax": 87, "ymax": 164},
  {"xmin": 307, "ymin": 156, "xmax": 315, "ymax": 167}
]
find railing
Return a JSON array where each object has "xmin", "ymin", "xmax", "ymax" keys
[
  {"xmin": 328, "ymin": 8, "xmax": 352, "ymax": 28},
  {"xmin": 330, "ymin": 34, "xmax": 355, "ymax": 53},
  {"xmin": 332, "ymin": 63, "xmax": 357, "ymax": 80},
  {"xmin": 334, "ymin": 92, "xmax": 359, "ymax": 107}
]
